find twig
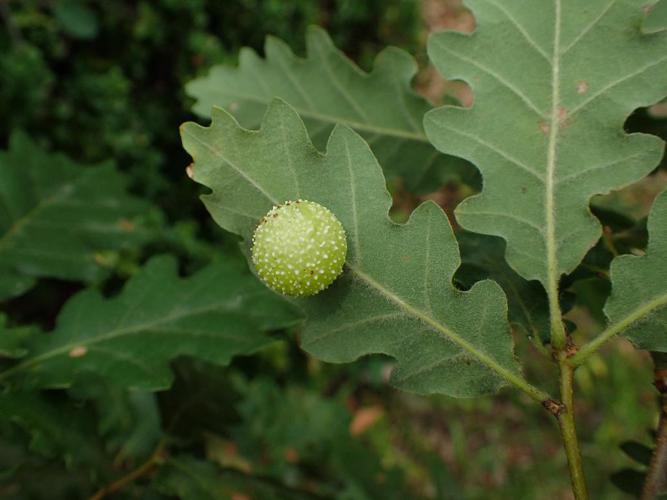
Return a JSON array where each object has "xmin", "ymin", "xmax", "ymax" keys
[
  {"xmin": 556, "ymin": 359, "xmax": 589, "ymax": 500},
  {"xmin": 89, "ymin": 441, "xmax": 167, "ymax": 500},
  {"xmin": 641, "ymin": 357, "xmax": 667, "ymax": 499}
]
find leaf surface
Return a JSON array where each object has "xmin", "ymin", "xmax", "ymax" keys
[
  {"xmin": 0, "ymin": 315, "xmax": 35, "ymax": 359},
  {"xmin": 152, "ymin": 456, "xmax": 314, "ymax": 500},
  {"xmin": 0, "ymin": 133, "xmax": 152, "ymax": 300},
  {"xmin": 604, "ymin": 190, "xmax": 667, "ymax": 351},
  {"xmin": 425, "ymin": 0, "xmax": 667, "ymax": 290},
  {"xmin": 181, "ymin": 100, "xmax": 539, "ymax": 399},
  {"xmin": 644, "ymin": 0, "xmax": 667, "ymax": 33},
  {"xmin": 0, "ymin": 392, "xmax": 106, "ymax": 472},
  {"xmin": 186, "ymin": 26, "xmax": 474, "ymax": 192},
  {"xmin": 0, "ymin": 256, "xmax": 301, "ymax": 389}
]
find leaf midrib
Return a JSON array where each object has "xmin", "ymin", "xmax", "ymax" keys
[
  {"xmin": 0, "ymin": 292, "xmax": 283, "ymax": 383},
  {"xmin": 345, "ymin": 263, "xmax": 547, "ymax": 400},
  {"xmin": 0, "ymin": 168, "xmax": 99, "ymax": 253},
  {"xmin": 544, "ymin": 0, "xmax": 563, "ymax": 340},
  {"xmin": 202, "ymin": 92, "xmax": 428, "ymax": 142}
]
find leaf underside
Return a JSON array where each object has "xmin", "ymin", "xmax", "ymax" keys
[
  {"xmin": 425, "ymin": 0, "xmax": 667, "ymax": 289},
  {"xmin": 605, "ymin": 190, "xmax": 667, "ymax": 351},
  {"xmin": 186, "ymin": 26, "xmax": 475, "ymax": 193},
  {"xmin": 644, "ymin": 0, "xmax": 667, "ymax": 33},
  {"xmin": 182, "ymin": 99, "xmax": 522, "ymax": 398},
  {"xmin": 0, "ymin": 133, "xmax": 151, "ymax": 300},
  {"xmin": 0, "ymin": 256, "xmax": 301, "ymax": 390}
]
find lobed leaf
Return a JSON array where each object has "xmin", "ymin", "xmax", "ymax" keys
[
  {"xmin": 0, "ymin": 132, "xmax": 153, "ymax": 300},
  {"xmin": 186, "ymin": 26, "xmax": 475, "ymax": 193},
  {"xmin": 0, "ymin": 256, "xmax": 301, "ymax": 390},
  {"xmin": 181, "ymin": 99, "xmax": 539, "ymax": 399},
  {"xmin": 425, "ymin": 0, "xmax": 667, "ymax": 291},
  {"xmin": 604, "ymin": 190, "xmax": 667, "ymax": 352}
]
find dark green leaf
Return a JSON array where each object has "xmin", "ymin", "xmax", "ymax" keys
[
  {"xmin": 0, "ymin": 133, "xmax": 153, "ymax": 300},
  {"xmin": 152, "ymin": 456, "xmax": 315, "ymax": 500},
  {"xmin": 0, "ymin": 315, "xmax": 36, "ymax": 359},
  {"xmin": 0, "ymin": 256, "xmax": 301, "ymax": 390},
  {"xmin": 620, "ymin": 440, "xmax": 653, "ymax": 466},
  {"xmin": 611, "ymin": 467, "xmax": 645, "ymax": 495}
]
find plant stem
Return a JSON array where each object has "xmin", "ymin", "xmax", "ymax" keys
[
  {"xmin": 557, "ymin": 360, "xmax": 589, "ymax": 500},
  {"xmin": 641, "ymin": 358, "xmax": 667, "ymax": 499},
  {"xmin": 89, "ymin": 441, "xmax": 167, "ymax": 500}
]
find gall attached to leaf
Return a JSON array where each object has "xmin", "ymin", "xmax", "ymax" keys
[{"xmin": 251, "ymin": 200, "xmax": 347, "ymax": 296}]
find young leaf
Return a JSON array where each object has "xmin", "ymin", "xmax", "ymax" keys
[
  {"xmin": 600, "ymin": 191, "xmax": 667, "ymax": 352},
  {"xmin": 181, "ymin": 99, "xmax": 547, "ymax": 400},
  {"xmin": 186, "ymin": 26, "xmax": 473, "ymax": 192},
  {"xmin": 0, "ymin": 132, "xmax": 153, "ymax": 300},
  {"xmin": 425, "ymin": 1, "xmax": 667, "ymax": 291},
  {"xmin": 0, "ymin": 256, "xmax": 301, "ymax": 390}
]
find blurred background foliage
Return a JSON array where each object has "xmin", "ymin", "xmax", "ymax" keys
[{"xmin": 0, "ymin": 0, "xmax": 666, "ymax": 498}]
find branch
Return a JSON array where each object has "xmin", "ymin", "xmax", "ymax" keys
[
  {"xmin": 641, "ymin": 355, "xmax": 667, "ymax": 500},
  {"xmin": 556, "ymin": 359, "xmax": 589, "ymax": 500},
  {"xmin": 89, "ymin": 441, "xmax": 167, "ymax": 500}
]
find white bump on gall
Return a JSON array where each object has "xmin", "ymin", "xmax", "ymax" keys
[{"xmin": 251, "ymin": 200, "xmax": 347, "ymax": 296}]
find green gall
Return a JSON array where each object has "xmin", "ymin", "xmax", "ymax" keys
[{"xmin": 251, "ymin": 200, "xmax": 347, "ymax": 296}]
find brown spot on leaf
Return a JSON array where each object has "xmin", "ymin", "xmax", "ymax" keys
[
  {"xmin": 558, "ymin": 107, "xmax": 568, "ymax": 123},
  {"xmin": 69, "ymin": 346, "xmax": 87, "ymax": 358},
  {"xmin": 576, "ymin": 80, "xmax": 589, "ymax": 94},
  {"xmin": 540, "ymin": 122, "xmax": 550, "ymax": 135}
]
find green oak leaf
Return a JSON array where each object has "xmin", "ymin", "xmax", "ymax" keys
[
  {"xmin": 186, "ymin": 26, "xmax": 476, "ymax": 193},
  {"xmin": 644, "ymin": 0, "xmax": 667, "ymax": 33},
  {"xmin": 0, "ymin": 315, "xmax": 36, "ymax": 359},
  {"xmin": 0, "ymin": 132, "xmax": 153, "ymax": 300},
  {"xmin": 425, "ymin": 0, "xmax": 667, "ymax": 292},
  {"xmin": 152, "ymin": 456, "xmax": 314, "ymax": 500},
  {"xmin": 604, "ymin": 190, "xmax": 667, "ymax": 351},
  {"xmin": 0, "ymin": 392, "xmax": 106, "ymax": 473},
  {"xmin": 181, "ymin": 99, "xmax": 538, "ymax": 399},
  {"xmin": 0, "ymin": 256, "xmax": 301, "ymax": 390},
  {"xmin": 69, "ymin": 376, "xmax": 162, "ymax": 463}
]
